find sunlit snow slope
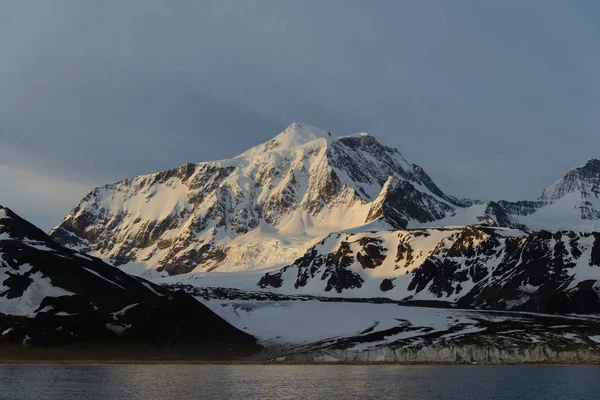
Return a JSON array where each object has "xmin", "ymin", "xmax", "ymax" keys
[{"xmin": 50, "ymin": 123, "xmax": 491, "ymax": 277}]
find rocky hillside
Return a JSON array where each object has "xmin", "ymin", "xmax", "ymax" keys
[
  {"xmin": 259, "ymin": 226, "xmax": 600, "ymax": 314},
  {"xmin": 50, "ymin": 123, "xmax": 497, "ymax": 276},
  {"xmin": 0, "ymin": 206, "xmax": 260, "ymax": 358}
]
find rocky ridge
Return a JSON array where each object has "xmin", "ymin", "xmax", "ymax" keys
[{"xmin": 259, "ymin": 226, "xmax": 600, "ymax": 314}]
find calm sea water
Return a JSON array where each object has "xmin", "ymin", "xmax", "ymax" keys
[{"xmin": 0, "ymin": 364, "xmax": 598, "ymax": 399}]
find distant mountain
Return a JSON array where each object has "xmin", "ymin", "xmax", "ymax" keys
[
  {"xmin": 259, "ymin": 226, "xmax": 600, "ymax": 314},
  {"xmin": 50, "ymin": 123, "xmax": 495, "ymax": 277},
  {"xmin": 541, "ymin": 159, "xmax": 600, "ymax": 203},
  {"xmin": 0, "ymin": 206, "xmax": 259, "ymax": 358},
  {"xmin": 498, "ymin": 159, "xmax": 600, "ymax": 231}
]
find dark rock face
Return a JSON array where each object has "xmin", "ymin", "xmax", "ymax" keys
[
  {"xmin": 484, "ymin": 202, "xmax": 530, "ymax": 231},
  {"xmin": 356, "ymin": 238, "xmax": 387, "ymax": 269},
  {"xmin": 411, "ymin": 164, "xmax": 468, "ymax": 207},
  {"xmin": 259, "ymin": 226, "xmax": 600, "ymax": 314},
  {"xmin": 495, "ymin": 200, "xmax": 546, "ymax": 217},
  {"xmin": 259, "ymin": 234, "xmax": 365, "ymax": 293},
  {"xmin": 330, "ymin": 136, "xmax": 408, "ymax": 195},
  {"xmin": 457, "ymin": 230, "xmax": 600, "ymax": 314},
  {"xmin": 395, "ymin": 242, "xmax": 414, "ymax": 267},
  {"xmin": 257, "ymin": 271, "xmax": 284, "ymax": 289},
  {"xmin": 591, "ymin": 233, "xmax": 600, "ymax": 267},
  {"xmin": 330, "ymin": 136, "xmax": 463, "ymax": 207},
  {"xmin": 380, "ymin": 279, "xmax": 394, "ymax": 292},
  {"xmin": 366, "ymin": 178, "xmax": 455, "ymax": 229},
  {"xmin": 296, "ymin": 240, "xmax": 366, "ymax": 293},
  {"xmin": 160, "ymin": 243, "xmax": 229, "ymax": 275},
  {"xmin": 0, "ymin": 206, "xmax": 260, "ymax": 358}
]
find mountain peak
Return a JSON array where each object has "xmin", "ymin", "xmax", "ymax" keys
[
  {"xmin": 240, "ymin": 122, "xmax": 333, "ymax": 157},
  {"xmin": 1, "ymin": 205, "xmax": 61, "ymax": 247},
  {"xmin": 274, "ymin": 122, "xmax": 332, "ymax": 147},
  {"xmin": 540, "ymin": 158, "xmax": 600, "ymax": 201},
  {"xmin": 583, "ymin": 158, "xmax": 600, "ymax": 171},
  {"xmin": 239, "ymin": 123, "xmax": 387, "ymax": 160},
  {"xmin": 49, "ymin": 122, "xmax": 467, "ymax": 274}
]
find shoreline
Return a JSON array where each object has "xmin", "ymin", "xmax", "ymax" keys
[{"xmin": 1, "ymin": 359, "xmax": 599, "ymax": 366}]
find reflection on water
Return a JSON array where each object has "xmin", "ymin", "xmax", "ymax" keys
[{"xmin": 0, "ymin": 364, "xmax": 599, "ymax": 400}]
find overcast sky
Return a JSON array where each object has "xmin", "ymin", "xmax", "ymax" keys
[{"xmin": 2, "ymin": 0, "xmax": 600, "ymax": 230}]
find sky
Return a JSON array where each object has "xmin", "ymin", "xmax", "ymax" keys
[{"xmin": 1, "ymin": 0, "xmax": 600, "ymax": 230}]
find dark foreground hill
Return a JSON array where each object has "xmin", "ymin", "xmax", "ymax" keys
[{"xmin": 0, "ymin": 206, "xmax": 260, "ymax": 360}]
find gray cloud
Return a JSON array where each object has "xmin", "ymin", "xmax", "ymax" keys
[{"xmin": 1, "ymin": 0, "xmax": 600, "ymax": 229}]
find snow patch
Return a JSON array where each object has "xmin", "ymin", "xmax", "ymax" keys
[
  {"xmin": 111, "ymin": 303, "xmax": 139, "ymax": 320},
  {"xmin": 81, "ymin": 268, "xmax": 126, "ymax": 290},
  {"xmin": 0, "ymin": 272, "xmax": 75, "ymax": 317},
  {"xmin": 589, "ymin": 335, "xmax": 600, "ymax": 343}
]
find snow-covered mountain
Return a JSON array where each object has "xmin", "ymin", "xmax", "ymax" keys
[
  {"xmin": 49, "ymin": 122, "xmax": 600, "ymax": 297},
  {"xmin": 499, "ymin": 159, "xmax": 600, "ymax": 231},
  {"xmin": 51, "ymin": 123, "xmax": 497, "ymax": 277},
  {"xmin": 259, "ymin": 226, "xmax": 600, "ymax": 314},
  {"xmin": 0, "ymin": 205, "xmax": 259, "ymax": 356}
]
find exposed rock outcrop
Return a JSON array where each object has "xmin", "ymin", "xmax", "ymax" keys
[{"xmin": 260, "ymin": 226, "xmax": 600, "ymax": 314}]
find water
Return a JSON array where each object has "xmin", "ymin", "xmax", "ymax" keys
[{"xmin": 0, "ymin": 364, "xmax": 598, "ymax": 399}]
